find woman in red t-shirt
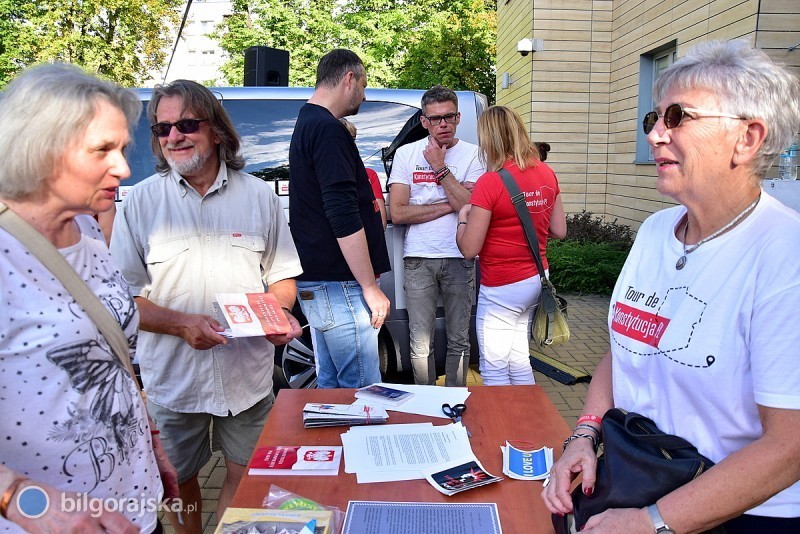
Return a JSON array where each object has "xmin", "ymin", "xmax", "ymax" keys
[{"xmin": 456, "ymin": 106, "xmax": 566, "ymax": 385}]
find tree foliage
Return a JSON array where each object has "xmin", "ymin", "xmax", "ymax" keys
[
  {"xmin": 215, "ymin": 0, "xmax": 496, "ymax": 102},
  {"xmin": 0, "ymin": 0, "xmax": 181, "ymax": 88},
  {"xmin": 396, "ymin": 0, "xmax": 496, "ymax": 102}
]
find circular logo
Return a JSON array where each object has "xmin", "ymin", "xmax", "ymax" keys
[{"xmin": 16, "ymin": 486, "xmax": 49, "ymax": 519}]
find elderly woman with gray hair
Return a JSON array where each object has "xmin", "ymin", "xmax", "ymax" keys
[
  {"xmin": 0, "ymin": 63, "xmax": 176, "ymax": 533},
  {"xmin": 542, "ymin": 40, "xmax": 800, "ymax": 533}
]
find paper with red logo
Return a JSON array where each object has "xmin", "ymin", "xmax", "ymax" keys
[
  {"xmin": 216, "ymin": 292, "xmax": 292, "ymax": 337},
  {"xmin": 248, "ymin": 445, "xmax": 343, "ymax": 476}
]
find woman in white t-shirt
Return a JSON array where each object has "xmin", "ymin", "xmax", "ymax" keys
[
  {"xmin": 0, "ymin": 63, "xmax": 177, "ymax": 533},
  {"xmin": 542, "ymin": 40, "xmax": 800, "ymax": 533}
]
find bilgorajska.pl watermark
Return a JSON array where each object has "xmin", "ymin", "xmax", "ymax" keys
[
  {"xmin": 14, "ymin": 485, "xmax": 195, "ymax": 519},
  {"xmin": 61, "ymin": 492, "xmax": 195, "ymax": 518}
]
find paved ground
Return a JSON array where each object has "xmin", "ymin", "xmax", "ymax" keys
[{"xmin": 161, "ymin": 292, "xmax": 611, "ymax": 533}]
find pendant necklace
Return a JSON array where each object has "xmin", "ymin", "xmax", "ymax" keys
[{"xmin": 675, "ymin": 194, "xmax": 760, "ymax": 270}]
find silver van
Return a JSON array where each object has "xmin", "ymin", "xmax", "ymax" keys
[{"xmin": 126, "ymin": 87, "xmax": 488, "ymax": 388}]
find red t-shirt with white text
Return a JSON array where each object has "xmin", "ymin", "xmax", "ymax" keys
[{"xmin": 469, "ymin": 160, "xmax": 560, "ymax": 287}]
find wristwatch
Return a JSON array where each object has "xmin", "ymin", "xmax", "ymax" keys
[{"xmin": 646, "ymin": 504, "xmax": 675, "ymax": 534}]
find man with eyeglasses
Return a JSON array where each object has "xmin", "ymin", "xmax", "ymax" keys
[
  {"xmin": 111, "ymin": 79, "xmax": 303, "ymax": 533},
  {"xmin": 388, "ymin": 85, "xmax": 484, "ymax": 386}
]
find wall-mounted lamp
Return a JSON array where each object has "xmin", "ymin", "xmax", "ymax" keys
[
  {"xmin": 517, "ymin": 38, "xmax": 544, "ymax": 57},
  {"xmin": 501, "ymin": 72, "xmax": 512, "ymax": 89}
]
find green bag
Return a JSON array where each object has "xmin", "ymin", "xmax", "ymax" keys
[{"xmin": 531, "ymin": 278, "xmax": 570, "ymax": 347}]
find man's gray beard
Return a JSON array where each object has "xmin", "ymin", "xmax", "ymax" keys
[{"xmin": 167, "ymin": 149, "xmax": 210, "ymax": 177}]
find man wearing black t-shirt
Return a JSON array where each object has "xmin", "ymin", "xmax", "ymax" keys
[{"xmin": 289, "ymin": 49, "xmax": 391, "ymax": 388}]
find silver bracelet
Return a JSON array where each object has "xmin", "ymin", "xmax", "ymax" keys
[
  {"xmin": 574, "ymin": 423, "xmax": 601, "ymax": 435},
  {"xmin": 563, "ymin": 433, "xmax": 598, "ymax": 452}
]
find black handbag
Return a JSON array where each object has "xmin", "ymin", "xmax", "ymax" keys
[
  {"xmin": 555, "ymin": 408, "xmax": 718, "ymax": 533},
  {"xmin": 497, "ymin": 168, "xmax": 570, "ymax": 347}
]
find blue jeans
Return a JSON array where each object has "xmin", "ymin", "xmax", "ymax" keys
[
  {"xmin": 403, "ymin": 257, "xmax": 474, "ymax": 386},
  {"xmin": 296, "ymin": 280, "xmax": 381, "ymax": 388}
]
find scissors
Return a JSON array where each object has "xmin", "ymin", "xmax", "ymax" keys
[{"xmin": 442, "ymin": 403, "xmax": 471, "ymax": 437}]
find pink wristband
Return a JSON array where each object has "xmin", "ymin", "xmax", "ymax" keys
[{"xmin": 577, "ymin": 414, "xmax": 602, "ymax": 426}]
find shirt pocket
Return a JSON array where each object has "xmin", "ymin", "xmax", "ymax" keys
[
  {"xmin": 226, "ymin": 233, "xmax": 267, "ymax": 290},
  {"xmin": 144, "ymin": 238, "xmax": 191, "ymax": 302}
]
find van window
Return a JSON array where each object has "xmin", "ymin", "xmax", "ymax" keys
[{"xmin": 126, "ymin": 98, "xmax": 419, "ymax": 193}]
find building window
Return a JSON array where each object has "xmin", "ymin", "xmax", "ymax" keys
[{"xmin": 636, "ymin": 43, "xmax": 676, "ymax": 163}]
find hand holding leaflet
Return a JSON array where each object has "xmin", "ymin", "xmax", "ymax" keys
[{"xmin": 216, "ymin": 292, "xmax": 292, "ymax": 337}]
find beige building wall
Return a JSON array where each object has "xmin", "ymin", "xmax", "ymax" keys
[{"xmin": 496, "ymin": 0, "xmax": 800, "ymax": 229}]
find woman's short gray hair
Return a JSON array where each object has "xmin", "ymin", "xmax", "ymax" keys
[
  {"xmin": 653, "ymin": 39, "xmax": 800, "ymax": 178},
  {"xmin": 0, "ymin": 63, "xmax": 141, "ymax": 200}
]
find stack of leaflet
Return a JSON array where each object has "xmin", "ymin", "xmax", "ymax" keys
[
  {"xmin": 248, "ymin": 445, "xmax": 342, "ymax": 476},
  {"xmin": 354, "ymin": 384, "xmax": 415, "ymax": 407},
  {"xmin": 424, "ymin": 457, "xmax": 503, "ymax": 496},
  {"xmin": 302, "ymin": 403, "xmax": 388, "ymax": 428},
  {"xmin": 341, "ymin": 422, "xmax": 475, "ymax": 483},
  {"xmin": 501, "ymin": 441, "xmax": 553, "ymax": 481}
]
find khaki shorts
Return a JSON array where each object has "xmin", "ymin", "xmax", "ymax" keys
[{"xmin": 147, "ymin": 393, "xmax": 274, "ymax": 483}]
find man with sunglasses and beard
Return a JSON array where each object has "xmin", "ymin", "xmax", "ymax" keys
[
  {"xmin": 111, "ymin": 80, "xmax": 303, "ymax": 533},
  {"xmin": 388, "ymin": 85, "xmax": 484, "ymax": 386}
]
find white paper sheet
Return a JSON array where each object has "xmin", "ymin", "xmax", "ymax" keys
[
  {"xmin": 341, "ymin": 422, "xmax": 475, "ymax": 483},
  {"xmin": 342, "ymin": 501, "xmax": 502, "ymax": 534}
]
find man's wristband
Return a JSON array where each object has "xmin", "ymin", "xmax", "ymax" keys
[
  {"xmin": 434, "ymin": 166, "xmax": 450, "ymax": 184},
  {"xmin": 0, "ymin": 477, "xmax": 28, "ymax": 519}
]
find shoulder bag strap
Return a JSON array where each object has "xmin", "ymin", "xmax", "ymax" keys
[
  {"xmin": 497, "ymin": 168, "xmax": 549, "ymax": 282},
  {"xmin": 0, "ymin": 202, "xmax": 139, "ymax": 387}
]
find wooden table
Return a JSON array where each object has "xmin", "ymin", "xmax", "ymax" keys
[{"xmin": 231, "ymin": 385, "xmax": 570, "ymax": 533}]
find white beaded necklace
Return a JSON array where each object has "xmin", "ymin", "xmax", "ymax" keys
[{"xmin": 675, "ymin": 195, "xmax": 760, "ymax": 270}]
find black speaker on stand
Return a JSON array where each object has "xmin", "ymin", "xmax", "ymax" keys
[{"xmin": 243, "ymin": 47, "xmax": 289, "ymax": 86}]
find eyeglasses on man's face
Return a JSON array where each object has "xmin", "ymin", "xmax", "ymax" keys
[
  {"xmin": 642, "ymin": 103, "xmax": 744, "ymax": 134},
  {"xmin": 423, "ymin": 112, "xmax": 459, "ymax": 126},
  {"xmin": 151, "ymin": 118, "xmax": 209, "ymax": 138}
]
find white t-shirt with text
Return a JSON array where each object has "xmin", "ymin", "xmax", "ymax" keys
[
  {"xmin": 388, "ymin": 137, "xmax": 484, "ymax": 258},
  {"xmin": 610, "ymin": 192, "xmax": 800, "ymax": 517}
]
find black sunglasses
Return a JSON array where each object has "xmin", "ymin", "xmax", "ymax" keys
[
  {"xmin": 151, "ymin": 118, "xmax": 208, "ymax": 138},
  {"xmin": 642, "ymin": 103, "xmax": 743, "ymax": 134},
  {"xmin": 424, "ymin": 113, "xmax": 458, "ymax": 126}
]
